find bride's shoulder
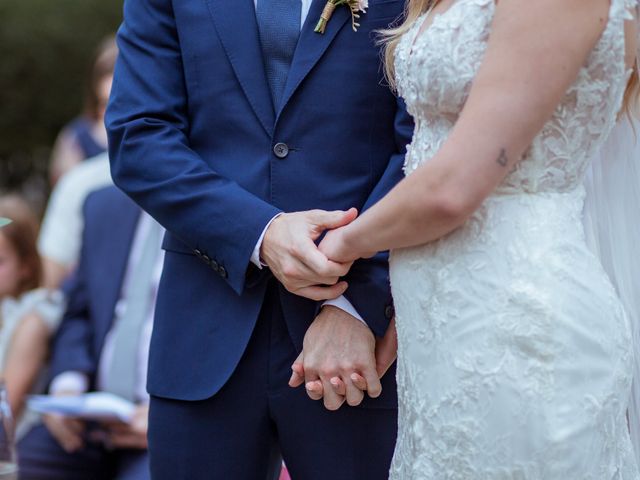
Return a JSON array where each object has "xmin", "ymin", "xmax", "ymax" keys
[{"xmin": 489, "ymin": 0, "xmax": 612, "ymax": 48}]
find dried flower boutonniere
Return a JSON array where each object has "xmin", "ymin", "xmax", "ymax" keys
[{"xmin": 315, "ymin": 0, "xmax": 368, "ymax": 34}]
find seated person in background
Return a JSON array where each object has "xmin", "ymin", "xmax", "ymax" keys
[
  {"xmin": 18, "ymin": 186, "xmax": 158, "ymax": 480},
  {"xmin": 0, "ymin": 195, "xmax": 65, "ymax": 440},
  {"xmin": 48, "ymin": 36, "xmax": 117, "ymax": 185},
  {"xmin": 38, "ymin": 152, "xmax": 112, "ymax": 289}
]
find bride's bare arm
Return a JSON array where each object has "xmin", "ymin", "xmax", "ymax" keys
[{"xmin": 321, "ymin": 0, "xmax": 612, "ymax": 262}]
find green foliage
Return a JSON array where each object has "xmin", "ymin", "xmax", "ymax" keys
[{"xmin": 0, "ymin": 0, "xmax": 122, "ymax": 192}]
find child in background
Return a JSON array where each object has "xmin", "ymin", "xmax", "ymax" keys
[{"xmin": 0, "ymin": 195, "xmax": 64, "ymax": 439}]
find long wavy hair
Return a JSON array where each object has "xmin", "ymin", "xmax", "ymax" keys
[{"xmin": 381, "ymin": 0, "xmax": 640, "ymax": 115}]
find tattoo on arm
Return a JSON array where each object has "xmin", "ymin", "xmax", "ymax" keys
[{"xmin": 496, "ymin": 148, "xmax": 508, "ymax": 167}]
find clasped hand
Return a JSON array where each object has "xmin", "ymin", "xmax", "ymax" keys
[
  {"xmin": 260, "ymin": 208, "xmax": 359, "ymax": 301},
  {"xmin": 262, "ymin": 207, "xmax": 396, "ymax": 410},
  {"xmin": 289, "ymin": 312, "xmax": 397, "ymax": 411}
]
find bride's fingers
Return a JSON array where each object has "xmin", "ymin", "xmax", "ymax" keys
[
  {"xmin": 305, "ymin": 380, "xmax": 324, "ymax": 400},
  {"xmin": 330, "ymin": 377, "xmax": 346, "ymax": 396},
  {"xmin": 350, "ymin": 372, "xmax": 368, "ymax": 391},
  {"xmin": 344, "ymin": 377, "xmax": 365, "ymax": 407},
  {"xmin": 321, "ymin": 378, "xmax": 346, "ymax": 411}
]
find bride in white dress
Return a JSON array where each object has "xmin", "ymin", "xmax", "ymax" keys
[{"xmin": 317, "ymin": 0, "xmax": 640, "ymax": 477}]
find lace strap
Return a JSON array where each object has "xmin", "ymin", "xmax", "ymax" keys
[
  {"xmin": 604, "ymin": 0, "xmax": 636, "ymax": 29},
  {"xmin": 595, "ymin": 0, "xmax": 634, "ymax": 76}
]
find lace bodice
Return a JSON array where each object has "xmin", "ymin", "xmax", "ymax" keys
[{"xmin": 395, "ymin": 0, "xmax": 635, "ymax": 194}]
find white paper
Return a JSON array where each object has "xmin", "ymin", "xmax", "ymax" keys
[{"xmin": 27, "ymin": 392, "xmax": 136, "ymax": 422}]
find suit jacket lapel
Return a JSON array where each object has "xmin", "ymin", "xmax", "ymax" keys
[
  {"xmin": 205, "ymin": 0, "xmax": 275, "ymax": 137},
  {"xmin": 277, "ymin": 0, "xmax": 351, "ymax": 119}
]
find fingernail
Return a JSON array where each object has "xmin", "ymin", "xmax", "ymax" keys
[
  {"xmin": 350, "ymin": 373, "xmax": 359, "ymax": 381},
  {"xmin": 330, "ymin": 377, "xmax": 339, "ymax": 386}
]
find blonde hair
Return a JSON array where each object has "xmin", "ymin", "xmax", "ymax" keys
[
  {"xmin": 381, "ymin": 0, "xmax": 640, "ymax": 115},
  {"xmin": 624, "ymin": 64, "xmax": 640, "ymax": 117},
  {"xmin": 380, "ymin": 0, "xmax": 434, "ymax": 91}
]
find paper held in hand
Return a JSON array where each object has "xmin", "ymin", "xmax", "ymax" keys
[{"xmin": 27, "ymin": 392, "xmax": 136, "ymax": 423}]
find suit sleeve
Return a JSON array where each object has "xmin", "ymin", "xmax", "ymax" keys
[
  {"xmin": 342, "ymin": 98, "xmax": 413, "ymax": 337},
  {"xmin": 106, "ymin": 0, "xmax": 281, "ymax": 296}
]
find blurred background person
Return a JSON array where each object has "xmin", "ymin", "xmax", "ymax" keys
[
  {"xmin": 0, "ymin": 4, "xmax": 147, "ymax": 477},
  {"xmin": 48, "ymin": 36, "xmax": 116, "ymax": 186},
  {"xmin": 0, "ymin": 195, "xmax": 64, "ymax": 440},
  {"xmin": 37, "ymin": 38, "xmax": 117, "ymax": 289},
  {"xmin": 18, "ymin": 186, "xmax": 155, "ymax": 480},
  {"xmin": 38, "ymin": 152, "xmax": 113, "ymax": 289}
]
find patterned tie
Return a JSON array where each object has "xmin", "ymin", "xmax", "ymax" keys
[
  {"xmin": 256, "ymin": 0, "xmax": 302, "ymax": 109},
  {"xmin": 104, "ymin": 221, "xmax": 163, "ymax": 402}
]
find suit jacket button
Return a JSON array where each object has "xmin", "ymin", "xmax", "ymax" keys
[
  {"xmin": 194, "ymin": 249, "xmax": 203, "ymax": 257},
  {"xmin": 273, "ymin": 143, "xmax": 289, "ymax": 159},
  {"xmin": 219, "ymin": 266, "xmax": 228, "ymax": 279},
  {"xmin": 385, "ymin": 304, "xmax": 395, "ymax": 320},
  {"xmin": 202, "ymin": 255, "xmax": 211, "ymax": 265}
]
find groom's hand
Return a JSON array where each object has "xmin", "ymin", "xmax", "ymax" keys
[
  {"xmin": 289, "ymin": 305, "xmax": 381, "ymax": 410},
  {"xmin": 261, "ymin": 209, "xmax": 357, "ymax": 301}
]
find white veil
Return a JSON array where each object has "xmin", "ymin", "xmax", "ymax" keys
[{"xmin": 582, "ymin": 11, "xmax": 640, "ymax": 464}]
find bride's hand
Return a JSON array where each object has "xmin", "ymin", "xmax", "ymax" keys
[
  {"xmin": 336, "ymin": 317, "xmax": 397, "ymax": 396},
  {"xmin": 319, "ymin": 224, "xmax": 377, "ymax": 264},
  {"xmin": 318, "ymin": 226, "xmax": 354, "ymax": 263}
]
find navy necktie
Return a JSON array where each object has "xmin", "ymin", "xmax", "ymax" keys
[{"xmin": 256, "ymin": 0, "xmax": 302, "ymax": 109}]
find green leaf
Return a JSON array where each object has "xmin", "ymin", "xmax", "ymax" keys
[{"xmin": 0, "ymin": 218, "xmax": 11, "ymax": 228}]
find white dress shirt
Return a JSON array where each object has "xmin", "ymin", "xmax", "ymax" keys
[
  {"xmin": 250, "ymin": 0, "xmax": 365, "ymax": 324},
  {"xmin": 51, "ymin": 213, "xmax": 164, "ymax": 403}
]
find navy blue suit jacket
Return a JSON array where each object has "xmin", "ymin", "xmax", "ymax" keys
[
  {"xmin": 49, "ymin": 188, "xmax": 141, "ymax": 386},
  {"xmin": 106, "ymin": 0, "xmax": 413, "ymax": 404}
]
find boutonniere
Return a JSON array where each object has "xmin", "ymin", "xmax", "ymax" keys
[{"xmin": 315, "ymin": 0, "xmax": 368, "ymax": 34}]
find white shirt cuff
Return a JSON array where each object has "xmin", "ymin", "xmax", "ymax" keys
[
  {"xmin": 49, "ymin": 371, "xmax": 89, "ymax": 395},
  {"xmin": 251, "ymin": 214, "xmax": 283, "ymax": 269},
  {"xmin": 323, "ymin": 296, "xmax": 367, "ymax": 325}
]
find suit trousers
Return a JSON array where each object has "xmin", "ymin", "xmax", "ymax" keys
[{"xmin": 147, "ymin": 282, "xmax": 398, "ymax": 479}]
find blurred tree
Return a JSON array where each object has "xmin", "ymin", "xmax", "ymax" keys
[{"xmin": 0, "ymin": 0, "xmax": 122, "ymax": 208}]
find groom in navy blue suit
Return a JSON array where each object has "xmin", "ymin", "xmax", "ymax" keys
[{"xmin": 106, "ymin": 0, "xmax": 412, "ymax": 478}]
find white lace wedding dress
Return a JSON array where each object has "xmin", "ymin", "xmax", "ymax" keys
[{"xmin": 389, "ymin": 0, "xmax": 640, "ymax": 478}]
